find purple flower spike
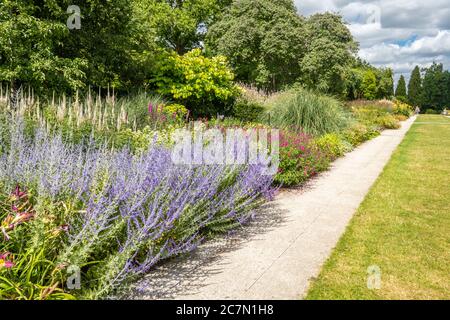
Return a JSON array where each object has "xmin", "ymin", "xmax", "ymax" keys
[{"xmin": 0, "ymin": 119, "xmax": 275, "ymax": 296}]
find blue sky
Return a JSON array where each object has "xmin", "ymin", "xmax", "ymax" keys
[{"xmin": 294, "ymin": 0, "xmax": 450, "ymax": 83}]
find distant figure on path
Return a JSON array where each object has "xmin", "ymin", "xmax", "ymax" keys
[{"xmin": 415, "ymin": 106, "xmax": 420, "ymax": 115}]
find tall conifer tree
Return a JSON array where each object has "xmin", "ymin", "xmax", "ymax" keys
[
  {"xmin": 408, "ymin": 66, "xmax": 422, "ymax": 106},
  {"xmin": 395, "ymin": 75, "xmax": 407, "ymax": 101}
]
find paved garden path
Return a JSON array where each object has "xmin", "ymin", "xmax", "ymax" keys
[{"xmin": 126, "ymin": 116, "xmax": 417, "ymax": 300}]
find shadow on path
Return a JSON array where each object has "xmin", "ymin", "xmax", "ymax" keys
[{"xmin": 114, "ymin": 199, "xmax": 292, "ymax": 300}]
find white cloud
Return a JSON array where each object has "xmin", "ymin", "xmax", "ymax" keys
[
  {"xmin": 296, "ymin": 0, "xmax": 337, "ymax": 15},
  {"xmin": 360, "ymin": 31, "xmax": 450, "ymax": 63},
  {"xmin": 294, "ymin": 0, "xmax": 450, "ymax": 81}
]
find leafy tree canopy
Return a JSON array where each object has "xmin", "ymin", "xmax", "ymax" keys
[
  {"xmin": 206, "ymin": 2, "xmax": 359, "ymax": 94},
  {"xmin": 361, "ymin": 70, "xmax": 377, "ymax": 100},
  {"xmin": 300, "ymin": 13, "xmax": 358, "ymax": 95},
  {"xmin": 0, "ymin": 0, "xmax": 86, "ymax": 93},
  {"xmin": 135, "ymin": 0, "xmax": 230, "ymax": 54},
  {"xmin": 421, "ymin": 62, "xmax": 449, "ymax": 111},
  {"xmin": 205, "ymin": 0, "xmax": 306, "ymax": 92}
]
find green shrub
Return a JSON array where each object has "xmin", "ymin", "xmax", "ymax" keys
[
  {"xmin": 393, "ymin": 100, "xmax": 413, "ymax": 117},
  {"xmin": 265, "ymin": 87, "xmax": 350, "ymax": 136},
  {"xmin": 425, "ymin": 109, "xmax": 439, "ymax": 114},
  {"xmin": 119, "ymin": 93, "xmax": 168, "ymax": 128},
  {"xmin": 394, "ymin": 114, "xmax": 408, "ymax": 121},
  {"xmin": 347, "ymin": 99, "xmax": 394, "ymax": 112},
  {"xmin": 378, "ymin": 114, "xmax": 401, "ymax": 129},
  {"xmin": 232, "ymin": 91, "xmax": 266, "ymax": 122},
  {"xmin": 352, "ymin": 106, "xmax": 400, "ymax": 130},
  {"xmin": 313, "ymin": 133, "xmax": 352, "ymax": 160},
  {"xmin": 163, "ymin": 103, "xmax": 189, "ymax": 121},
  {"xmin": 152, "ymin": 49, "xmax": 240, "ymax": 117},
  {"xmin": 342, "ymin": 123, "xmax": 380, "ymax": 146}
]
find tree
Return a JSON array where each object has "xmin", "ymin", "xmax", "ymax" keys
[
  {"xmin": 407, "ymin": 66, "xmax": 422, "ymax": 106},
  {"xmin": 345, "ymin": 68, "xmax": 364, "ymax": 100},
  {"xmin": 206, "ymin": 0, "xmax": 306, "ymax": 92},
  {"xmin": 206, "ymin": 2, "xmax": 358, "ymax": 94},
  {"xmin": 395, "ymin": 75, "xmax": 407, "ymax": 101},
  {"xmin": 298, "ymin": 12, "xmax": 359, "ymax": 96},
  {"xmin": 0, "ymin": 0, "xmax": 151, "ymax": 95},
  {"xmin": 361, "ymin": 70, "xmax": 377, "ymax": 100},
  {"xmin": 63, "ymin": 0, "xmax": 138, "ymax": 89},
  {"xmin": 0, "ymin": 0, "xmax": 87, "ymax": 95},
  {"xmin": 421, "ymin": 63, "xmax": 448, "ymax": 111},
  {"xmin": 376, "ymin": 68, "xmax": 394, "ymax": 99},
  {"xmin": 446, "ymin": 71, "xmax": 450, "ymax": 107},
  {"xmin": 135, "ymin": 0, "xmax": 230, "ymax": 55}
]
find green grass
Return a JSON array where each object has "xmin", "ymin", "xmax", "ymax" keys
[{"xmin": 306, "ymin": 115, "xmax": 450, "ymax": 300}]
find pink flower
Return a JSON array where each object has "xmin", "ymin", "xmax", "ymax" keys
[
  {"xmin": 59, "ymin": 224, "xmax": 70, "ymax": 232},
  {"xmin": 10, "ymin": 185, "xmax": 26, "ymax": 200},
  {"xmin": 1, "ymin": 211, "xmax": 35, "ymax": 239},
  {"xmin": 148, "ymin": 103, "xmax": 153, "ymax": 114},
  {"xmin": 0, "ymin": 252, "xmax": 14, "ymax": 269},
  {"xmin": 0, "ymin": 252, "xmax": 9, "ymax": 260}
]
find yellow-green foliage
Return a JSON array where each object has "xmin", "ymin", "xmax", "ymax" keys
[
  {"xmin": 115, "ymin": 125, "xmax": 179, "ymax": 152},
  {"xmin": 313, "ymin": 133, "xmax": 352, "ymax": 160},
  {"xmin": 393, "ymin": 114, "xmax": 408, "ymax": 121},
  {"xmin": 163, "ymin": 104, "xmax": 188, "ymax": 120},
  {"xmin": 393, "ymin": 100, "xmax": 413, "ymax": 117},
  {"xmin": 152, "ymin": 49, "xmax": 240, "ymax": 116},
  {"xmin": 342, "ymin": 123, "xmax": 380, "ymax": 146},
  {"xmin": 353, "ymin": 106, "xmax": 400, "ymax": 130},
  {"xmin": 378, "ymin": 114, "xmax": 401, "ymax": 129}
]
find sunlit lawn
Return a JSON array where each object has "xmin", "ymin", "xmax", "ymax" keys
[{"xmin": 306, "ymin": 115, "xmax": 450, "ymax": 300}]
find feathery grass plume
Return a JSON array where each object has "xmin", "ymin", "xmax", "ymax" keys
[
  {"xmin": 265, "ymin": 87, "xmax": 351, "ymax": 136},
  {"xmin": 0, "ymin": 84, "xmax": 180, "ymax": 137}
]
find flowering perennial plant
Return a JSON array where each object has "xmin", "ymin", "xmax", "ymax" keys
[
  {"xmin": 0, "ymin": 118, "xmax": 274, "ymax": 299},
  {"xmin": 274, "ymin": 130, "xmax": 330, "ymax": 186}
]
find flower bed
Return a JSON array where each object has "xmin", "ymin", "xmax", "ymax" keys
[{"xmin": 0, "ymin": 119, "xmax": 273, "ymax": 299}]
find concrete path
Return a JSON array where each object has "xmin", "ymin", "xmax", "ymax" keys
[{"xmin": 124, "ymin": 116, "xmax": 417, "ymax": 300}]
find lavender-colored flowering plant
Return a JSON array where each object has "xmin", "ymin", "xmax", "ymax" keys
[{"xmin": 0, "ymin": 117, "xmax": 274, "ymax": 299}]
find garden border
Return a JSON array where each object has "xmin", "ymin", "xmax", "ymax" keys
[{"xmin": 123, "ymin": 116, "xmax": 417, "ymax": 300}]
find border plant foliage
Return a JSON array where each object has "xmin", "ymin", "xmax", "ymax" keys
[
  {"xmin": 0, "ymin": 88, "xmax": 412, "ymax": 299},
  {"xmin": 265, "ymin": 87, "xmax": 351, "ymax": 136},
  {"xmin": 151, "ymin": 49, "xmax": 241, "ymax": 117},
  {"xmin": 0, "ymin": 117, "xmax": 273, "ymax": 299}
]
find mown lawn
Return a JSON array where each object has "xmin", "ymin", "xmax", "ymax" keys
[{"xmin": 306, "ymin": 115, "xmax": 450, "ymax": 300}]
